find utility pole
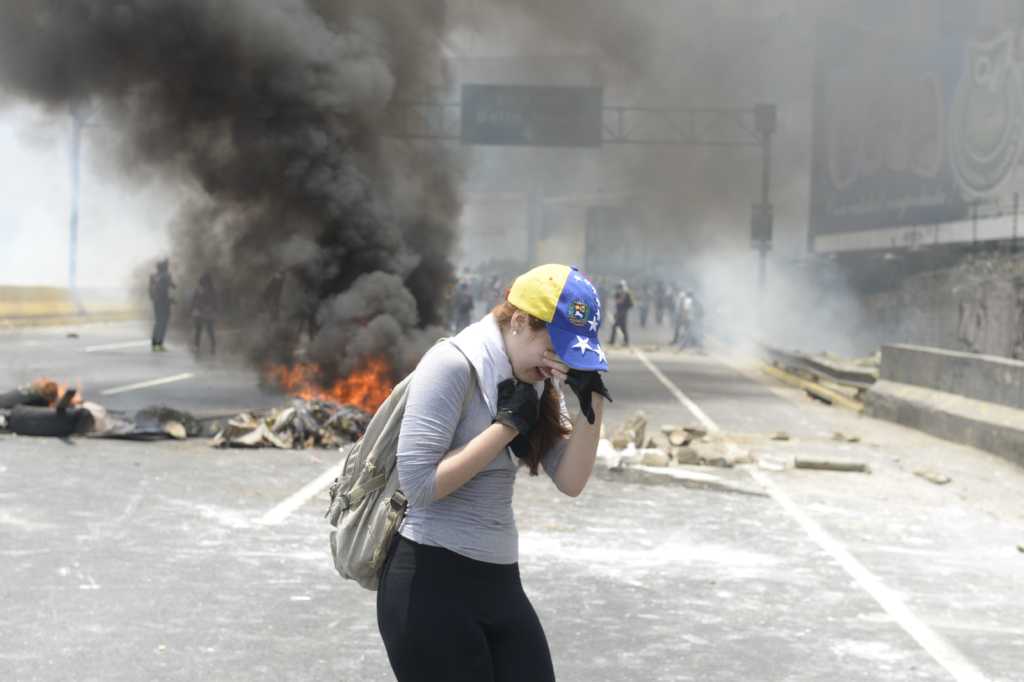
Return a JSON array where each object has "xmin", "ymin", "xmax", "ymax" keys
[
  {"xmin": 751, "ymin": 103, "xmax": 776, "ymax": 288},
  {"xmin": 68, "ymin": 100, "xmax": 94, "ymax": 312}
]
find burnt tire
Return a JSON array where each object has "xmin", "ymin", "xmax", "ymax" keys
[{"xmin": 8, "ymin": 406, "xmax": 92, "ymax": 437}]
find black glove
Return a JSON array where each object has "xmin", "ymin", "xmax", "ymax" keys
[
  {"xmin": 494, "ymin": 378, "xmax": 540, "ymax": 438},
  {"xmin": 508, "ymin": 432, "xmax": 531, "ymax": 459},
  {"xmin": 564, "ymin": 369, "xmax": 613, "ymax": 425}
]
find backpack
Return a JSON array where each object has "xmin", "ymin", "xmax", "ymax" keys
[{"xmin": 325, "ymin": 342, "xmax": 476, "ymax": 591}]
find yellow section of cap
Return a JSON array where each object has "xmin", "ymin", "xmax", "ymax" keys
[{"xmin": 507, "ymin": 263, "xmax": 571, "ymax": 323}]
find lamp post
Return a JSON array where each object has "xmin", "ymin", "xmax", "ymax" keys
[{"xmin": 68, "ymin": 100, "xmax": 94, "ymax": 311}]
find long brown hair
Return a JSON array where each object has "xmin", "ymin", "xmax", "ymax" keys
[{"xmin": 491, "ymin": 300, "xmax": 573, "ymax": 475}]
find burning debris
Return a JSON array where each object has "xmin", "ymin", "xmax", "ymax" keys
[
  {"xmin": 0, "ymin": 375, "xmax": 371, "ymax": 450},
  {"xmin": 210, "ymin": 400, "xmax": 368, "ymax": 450}
]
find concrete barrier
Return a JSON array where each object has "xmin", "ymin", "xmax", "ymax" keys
[
  {"xmin": 0, "ymin": 286, "xmax": 143, "ymax": 328},
  {"xmin": 865, "ymin": 344, "xmax": 1024, "ymax": 467},
  {"xmin": 879, "ymin": 344, "xmax": 1024, "ymax": 410}
]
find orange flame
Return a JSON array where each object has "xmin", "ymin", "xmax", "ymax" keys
[
  {"xmin": 265, "ymin": 357, "xmax": 394, "ymax": 413},
  {"xmin": 31, "ymin": 377, "xmax": 84, "ymax": 407}
]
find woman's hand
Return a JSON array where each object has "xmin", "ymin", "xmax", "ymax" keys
[
  {"xmin": 538, "ymin": 350, "xmax": 570, "ymax": 382},
  {"xmin": 564, "ymin": 369, "xmax": 612, "ymax": 424},
  {"xmin": 494, "ymin": 378, "xmax": 540, "ymax": 436}
]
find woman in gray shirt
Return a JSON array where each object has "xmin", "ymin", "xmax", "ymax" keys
[{"xmin": 376, "ymin": 264, "xmax": 611, "ymax": 682}]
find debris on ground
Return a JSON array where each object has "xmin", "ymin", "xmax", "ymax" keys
[
  {"xmin": 210, "ymin": 400, "xmax": 368, "ymax": 449},
  {"xmin": 832, "ymin": 432, "xmax": 861, "ymax": 443},
  {"xmin": 85, "ymin": 404, "xmax": 208, "ymax": 441},
  {"xmin": 794, "ymin": 456, "xmax": 870, "ymax": 473},
  {"xmin": 611, "ymin": 411, "xmax": 647, "ymax": 450},
  {"xmin": 770, "ymin": 431, "xmax": 790, "ymax": 441},
  {"xmin": 914, "ymin": 469, "xmax": 952, "ymax": 485}
]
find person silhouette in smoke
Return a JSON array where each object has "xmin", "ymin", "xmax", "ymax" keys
[
  {"xmin": 190, "ymin": 271, "xmax": 218, "ymax": 356},
  {"xmin": 148, "ymin": 259, "xmax": 175, "ymax": 352}
]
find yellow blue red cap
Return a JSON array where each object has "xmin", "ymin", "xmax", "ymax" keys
[{"xmin": 508, "ymin": 264, "xmax": 607, "ymax": 371}]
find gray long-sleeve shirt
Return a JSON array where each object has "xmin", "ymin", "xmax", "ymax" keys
[{"xmin": 396, "ymin": 329, "xmax": 567, "ymax": 565}]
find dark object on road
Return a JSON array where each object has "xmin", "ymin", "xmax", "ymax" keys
[
  {"xmin": 7, "ymin": 389, "xmax": 93, "ymax": 437},
  {"xmin": 794, "ymin": 456, "xmax": 870, "ymax": 473},
  {"xmin": 86, "ymin": 404, "xmax": 207, "ymax": 441}
]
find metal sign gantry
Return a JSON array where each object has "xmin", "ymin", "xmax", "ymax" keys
[{"xmin": 386, "ymin": 99, "xmax": 776, "ymax": 282}]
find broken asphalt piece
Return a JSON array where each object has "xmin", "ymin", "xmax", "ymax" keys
[
  {"xmin": 793, "ymin": 457, "xmax": 870, "ymax": 473},
  {"xmin": 611, "ymin": 411, "xmax": 647, "ymax": 450},
  {"xmin": 913, "ymin": 470, "xmax": 952, "ymax": 485}
]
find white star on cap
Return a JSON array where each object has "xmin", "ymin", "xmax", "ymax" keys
[
  {"xmin": 595, "ymin": 344, "xmax": 607, "ymax": 364},
  {"xmin": 587, "ymin": 318, "xmax": 598, "ymax": 332},
  {"xmin": 571, "ymin": 335, "xmax": 592, "ymax": 354}
]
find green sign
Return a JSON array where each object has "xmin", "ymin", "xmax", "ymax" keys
[{"xmin": 461, "ymin": 84, "xmax": 604, "ymax": 148}]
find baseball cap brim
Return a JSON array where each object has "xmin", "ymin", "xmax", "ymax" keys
[{"xmin": 548, "ymin": 322, "xmax": 608, "ymax": 372}]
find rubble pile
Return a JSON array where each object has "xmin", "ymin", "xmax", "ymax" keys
[{"xmin": 210, "ymin": 400, "xmax": 368, "ymax": 449}]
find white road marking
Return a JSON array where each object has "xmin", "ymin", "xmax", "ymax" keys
[
  {"xmin": 635, "ymin": 350, "xmax": 990, "ymax": 682},
  {"xmin": 632, "ymin": 348, "xmax": 719, "ymax": 433},
  {"xmin": 100, "ymin": 372, "xmax": 195, "ymax": 395},
  {"xmin": 257, "ymin": 461, "xmax": 342, "ymax": 525},
  {"xmin": 85, "ymin": 340, "xmax": 151, "ymax": 352}
]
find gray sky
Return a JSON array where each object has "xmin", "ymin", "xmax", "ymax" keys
[{"xmin": 0, "ymin": 101, "xmax": 174, "ymax": 288}]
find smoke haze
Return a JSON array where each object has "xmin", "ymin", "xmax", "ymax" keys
[{"xmin": 0, "ymin": 0, "xmax": 462, "ymax": 379}]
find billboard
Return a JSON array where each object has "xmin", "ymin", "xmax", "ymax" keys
[
  {"xmin": 810, "ymin": 2, "xmax": 1024, "ymax": 251},
  {"xmin": 461, "ymin": 84, "xmax": 604, "ymax": 148}
]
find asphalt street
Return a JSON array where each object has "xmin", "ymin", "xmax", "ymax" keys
[{"xmin": 1, "ymin": 318, "xmax": 1022, "ymax": 681}]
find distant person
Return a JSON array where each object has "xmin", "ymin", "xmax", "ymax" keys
[
  {"xmin": 148, "ymin": 259, "xmax": 175, "ymax": 352},
  {"xmin": 453, "ymin": 280, "xmax": 474, "ymax": 332},
  {"xmin": 673, "ymin": 290, "xmax": 700, "ymax": 349},
  {"xmin": 608, "ymin": 280, "xmax": 634, "ymax": 346},
  {"xmin": 263, "ymin": 270, "xmax": 285, "ymax": 322},
  {"xmin": 654, "ymin": 281, "xmax": 668, "ymax": 325},
  {"xmin": 190, "ymin": 271, "xmax": 218, "ymax": 356},
  {"xmin": 638, "ymin": 284, "xmax": 651, "ymax": 328}
]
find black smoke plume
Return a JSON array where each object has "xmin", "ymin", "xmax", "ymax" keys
[{"xmin": 0, "ymin": 0, "xmax": 460, "ymax": 381}]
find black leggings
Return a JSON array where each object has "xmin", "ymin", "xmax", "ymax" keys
[{"xmin": 377, "ymin": 535, "xmax": 556, "ymax": 682}]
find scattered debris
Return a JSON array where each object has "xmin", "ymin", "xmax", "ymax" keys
[
  {"xmin": 794, "ymin": 457, "xmax": 870, "ymax": 473},
  {"xmin": 639, "ymin": 449, "xmax": 670, "ymax": 467},
  {"xmin": 914, "ymin": 470, "xmax": 951, "ymax": 485},
  {"xmin": 1017, "ymin": 544, "xmax": 1023, "ymax": 554},
  {"xmin": 832, "ymin": 432, "xmax": 861, "ymax": 443},
  {"xmin": 211, "ymin": 400, "xmax": 368, "ymax": 449},
  {"xmin": 770, "ymin": 431, "xmax": 790, "ymax": 441},
  {"xmin": 611, "ymin": 411, "xmax": 647, "ymax": 450},
  {"xmin": 671, "ymin": 446, "xmax": 701, "ymax": 465}
]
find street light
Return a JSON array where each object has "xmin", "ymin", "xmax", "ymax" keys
[{"xmin": 68, "ymin": 99, "xmax": 95, "ymax": 312}]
